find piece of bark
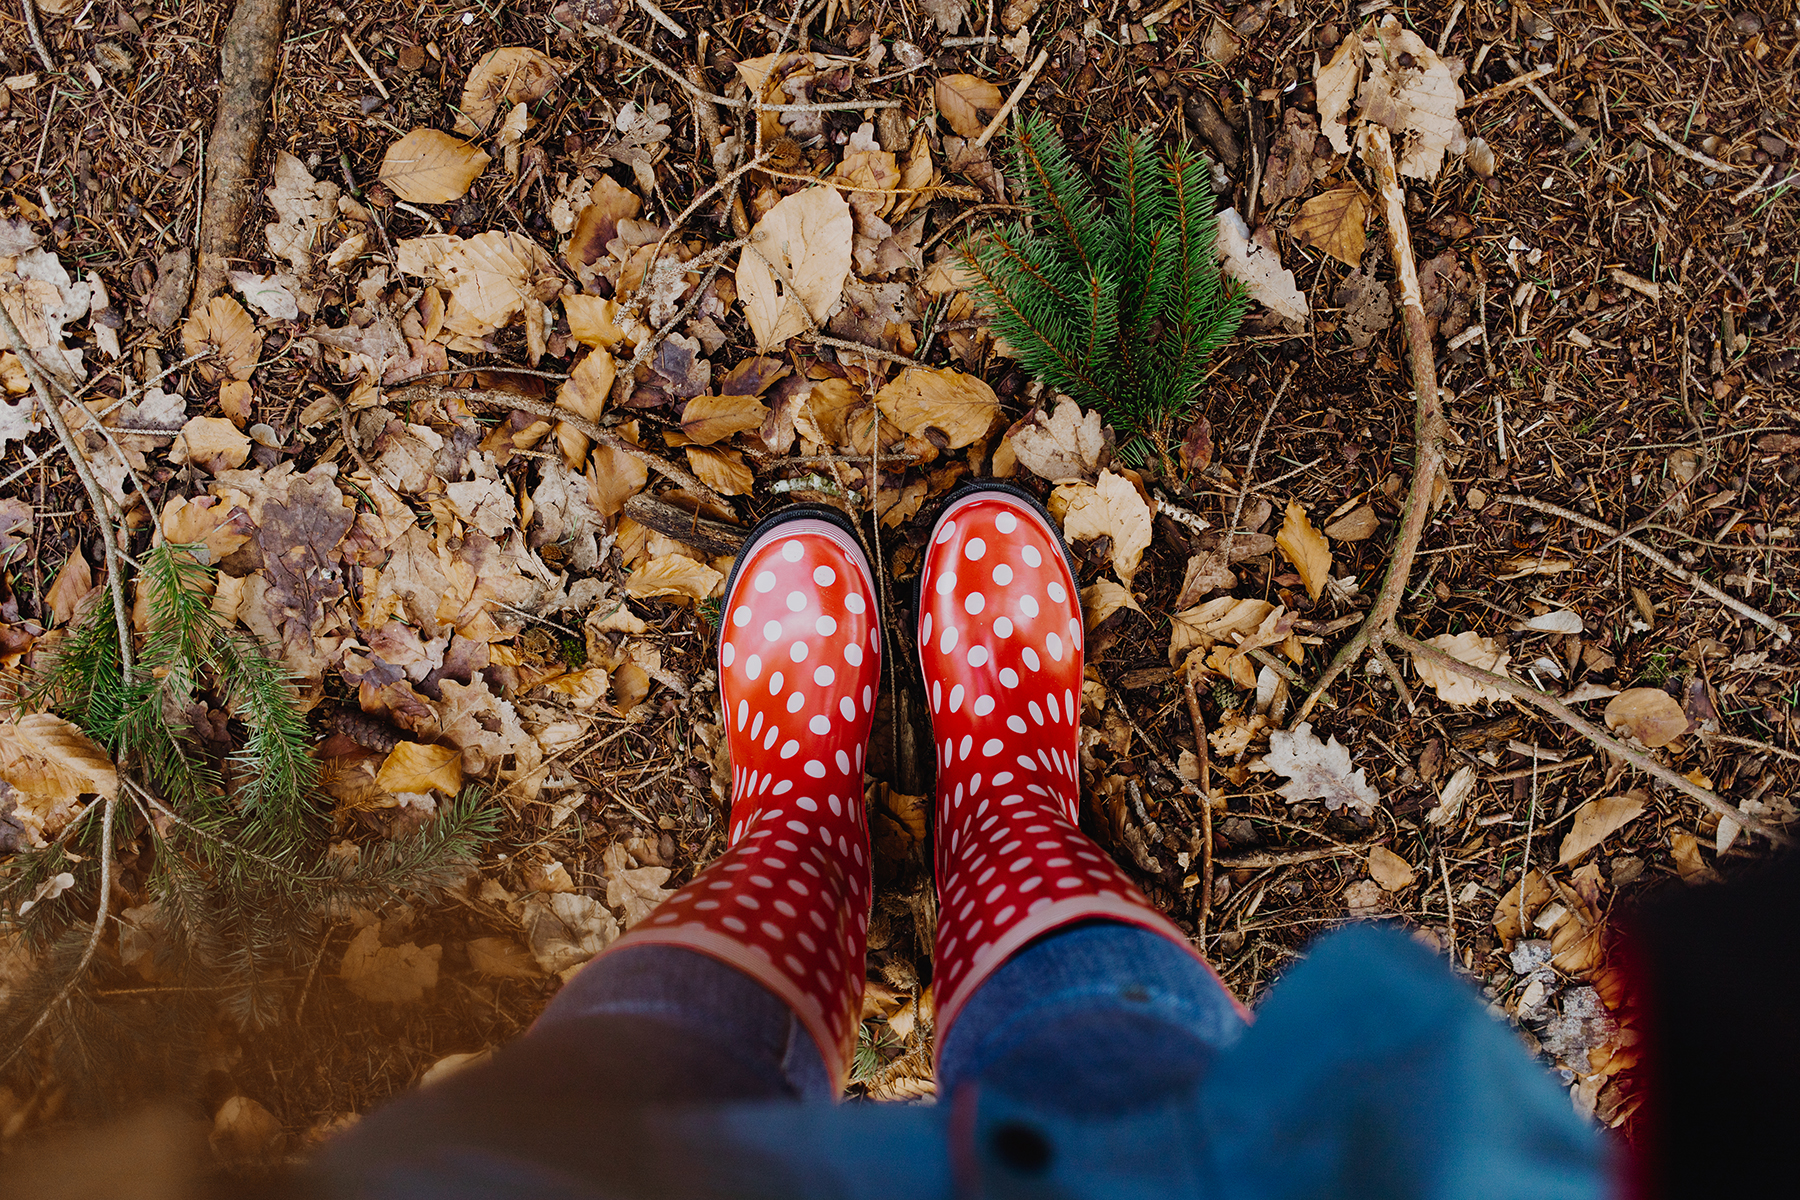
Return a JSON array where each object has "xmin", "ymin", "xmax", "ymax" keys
[
  {"xmin": 145, "ymin": 248, "xmax": 195, "ymax": 330},
  {"xmin": 191, "ymin": 0, "xmax": 291, "ymax": 311},
  {"xmin": 622, "ymin": 493, "xmax": 745, "ymax": 557}
]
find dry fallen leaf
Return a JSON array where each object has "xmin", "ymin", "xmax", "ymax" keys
[
  {"xmin": 681, "ymin": 394, "xmax": 770, "ymax": 446},
  {"xmin": 1359, "ymin": 16, "xmax": 1467, "ymax": 180},
  {"xmin": 518, "ymin": 890, "xmax": 618, "ymax": 974},
  {"xmin": 0, "ymin": 713, "xmax": 118, "ymax": 803},
  {"xmin": 1604, "ymin": 688, "xmax": 1689, "ymax": 748},
  {"xmin": 455, "ymin": 47, "xmax": 567, "ymax": 136},
  {"xmin": 264, "ymin": 151, "xmax": 340, "ymax": 274},
  {"xmin": 466, "ymin": 935, "xmax": 544, "ymax": 979},
  {"xmin": 44, "ymin": 551, "xmax": 93, "ymax": 627},
  {"xmin": 1315, "ymin": 34, "xmax": 1362, "ymax": 154},
  {"xmin": 379, "ymin": 128, "xmax": 493, "ymax": 204},
  {"xmin": 935, "ymin": 74, "xmax": 1003, "ymax": 137},
  {"xmin": 1215, "ymin": 208, "xmax": 1308, "ymax": 324},
  {"xmin": 1414, "ymin": 631, "xmax": 1511, "ymax": 706},
  {"xmin": 1559, "ymin": 791, "xmax": 1649, "ymax": 865},
  {"xmin": 1289, "ymin": 186, "xmax": 1369, "ymax": 268},
  {"xmin": 1669, "ymin": 832, "xmax": 1720, "ymax": 883},
  {"xmin": 1080, "ymin": 579, "xmax": 1142, "ymax": 626},
  {"xmin": 686, "ymin": 445, "xmax": 755, "ymax": 496},
  {"xmin": 339, "ymin": 925, "xmax": 442, "ymax": 1004},
  {"xmin": 181, "ymin": 295, "xmax": 262, "ymax": 383},
  {"xmin": 1367, "ymin": 845, "xmax": 1416, "ymax": 891},
  {"xmin": 1264, "ymin": 721, "xmax": 1379, "ymax": 813},
  {"xmin": 602, "ymin": 842, "xmax": 675, "ymax": 927},
  {"xmin": 737, "ymin": 187, "xmax": 854, "ymax": 351},
  {"xmin": 375, "ymin": 741, "xmax": 464, "ymax": 797},
  {"xmin": 626, "ymin": 554, "xmax": 723, "ymax": 601},
  {"xmin": 212, "ymin": 1096, "xmax": 283, "ymax": 1161},
  {"xmin": 874, "ymin": 367, "xmax": 999, "ymax": 450},
  {"xmin": 1168, "ymin": 596, "xmax": 1277, "ymax": 666},
  {"xmin": 1053, "ymin": 471, "xmax": 1153, "ymax": 587},
  {"xmin": 169, "ymin": 416, "xmax": 253, "ymax": 474},
  {"xmin": 395, "ymin": 231, "xmax": 559, "ymax": 340},
  {"xmin": 1274, "ymin": 500, "xmax": 1332, "ymax": 601},
  {"xmin": 1009, "ymin": 399, "xmax": 1106, "ymax": 483}
]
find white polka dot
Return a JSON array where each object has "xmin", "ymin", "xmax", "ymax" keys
[
  {"xmin": 862, "ymin": 685, "xmax": 873, "ymax": 712},
  {"xmin": 737, "ymin": 699, "xmax": 749, "ymax": 729},
  {"xmin": 993, "ymin": 564, "xmax": 1014, "ymax": 587},
  {"xmin": 1029, "ymin": 701, "xmax": 1045, "ymax": 724},
  {"xmin": 755, "ymin": 571, "xmax": 776, "ymax": 592},
  {"xmin": 940, "ymin": 626, "xmax": 958, "ymax": 654},
  {"xmin": 995, "ymin": 511, "xmax": 1018, "ymax": 534},
  {"xmin": 764, "ymin": 726, "xmax": 779, "ymax": 750},
  {"xmin": 787, "ymin": 591, "xmax": 808, "ymax": 612},
  {"xmin": 722, "ymin": 642, "xmax": 736, "ymax": 666},
  {"xmin": 936, "ymin": 572, "xmax": 957, "ymax": 596},
  {"xmin": 921, "ymin": 613, "xmax": 932, "ymax": 646},
  {"xmin": 1046, "ymin": 632, "xmax": 1064, "ymax": 660},
  {"xmin": 809, "ymin": 714, "xmax": 831, "ymax": 734},
  {"xmin": 769, "ymin": 670, "xmax": 784, "ymax": 694},
  {"xmin": 994, "ymin": 772, "xmax": 1013, "ymax": 785},
  {"xmin": 751, "ymin": 711, "xmax": 764, "ymax": 739},
  {"xmin": 983, "ymin": 738, "xmax": 1004, "ymax": 756},
  {"xmin": 1048, "ymin": 581, "xmax": 1067, "ymax": 604},
  {"xmin": 845, "ymin": 593, "xmax": 866, "ymax": 614},
  {"xmin": 816, "ymin": 614, "xmax": 837, "ymax": 636},
  {"xmin": 1022, "ymin": 545, "xmax": 1041, "ymax": 568},
  {"xmin": 772, "ymin": 779, "xmax": 792, "ymax": 794},
  {"xmin": 779, "ymin": 539, "xmax": 805, "ymax": 562},
  {"xmin": 781, "ymin": 739, "xmax": 799, "ymax": 758},
  {"xmin": 931, "ymin": 680, "xmax": 942, "ymax": 712},
  {"xmin": 959, "ymin": 735, "xmax": 973, "ymax": 761},
  {"xmin": 973, "ymin": 695, "xmax": 995, "ymax": 716},
  {"xmin": 746, "ymin": 654, "xmax": 762, "ymax": 679},
  {"xmin": 845, "ymin": 643, "xmax": 863, "ymax": 666},
  {"xmin": 804, "ymin": 759, "xmax": 826, "ymax": 779},
  {"xmin": 994, "ymin": 616, "xmax": 1013, "ymax": 638},
  {"xmin": 999, "ymin": 667, "xmax": 1019, "ymax": 688},
  {"xmin": 790, "ymin": 640, "xmax": 809, "ymax": 662},
  {"xmin": 964, "ymin": 591, "xmax": 985, "ymax": 615},
  {"xmin": 813, "ymin": 564, "xmax": 836, "ymax": 586},
  {"xmin": 936, "ymin": 519, "xmax": 957, "ymax": 544},
  {"xmin": 814, "ymin": 665, "xmax": 835, "ymax": 686},
  {"xmin": 1022, "ymin": 647, "xmax": 1041, "ymax": 671},
  {"xmin": 1019, "ymin": 594, "xmax": 1040, "ymax": 618},
  {"xmin": 840, "ymin": 696, "xmax": 856, "ymax": 721},
  {"xmin": 722, "ymin": 916, "xmax": 748, "ymax": 932},
  {"xmin": 764, "ymin": 619, "xmax": 782, "ymax": 641},
  {"xmin": 965, "ymin": 537, "xmax": 986, "ymax": 561},
  {"xmin": 1008, "ymin": 715, "xmax": 1028, "ymax": 733},
  {"xmin": 787, "ymin": 692, "xmax": 806, "ymax": 713},
  {"xmin": 1065, "ymin": 690, "xmax": 1076, "ymax": 722},
  {"xmin": 835, "ymin": 751, "xmax": 851, "ymax": 775},
  {"xmin": 733, "ymin": 605, "xmax": 751, "ymax": 627},
  {"xmin": 949, "ymin": 684, "xmax": 965, "ymax": 712},
  {"xmin": 968, "ymin": 645, "xmax": 990, "ymax": 668}
]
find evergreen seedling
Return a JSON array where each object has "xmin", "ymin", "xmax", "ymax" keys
[{"xmin": 961, "ymin": 114, "xmax": 1246, "ymax": 454}]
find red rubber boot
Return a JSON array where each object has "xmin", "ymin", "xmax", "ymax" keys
[
  {"xmin": 918, "ymin": 488, "xmax": 1218, "ymax": 1039},
  {"xmin": 603, "ymin": 510, "xmax": 881, "ymax": 1088}
]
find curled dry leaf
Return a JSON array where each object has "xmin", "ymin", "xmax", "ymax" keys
[
  {"xmin": 169, "ymin": 416, "xmax": 252, "ymax": 473},
  {"xmin": 1215, "ymin": 208, "xmax": 1308, "ymax": 324},
  {"xmin": 1274, "ymin": 500, "xmax": 1332, "ymax": 601},
  {"xmin": 1603, "ymin": 688, "xmax": 1689, "ymax": 748},
  {"xmin": 936, "ymin": 74, "xmax": 1003, "ymax": 137},
  {"xmin": 44, "ymin": 551, "xmax": 93, "ymax": 627},
  {"xmin": 1264, "ymin": 721, "xmax": 1379, "ymax": 813},
  {"xmin": 1322, "ymin": 503, "xmax": 1379, "ymax": 541},
  {"xmin": 0, "ymin": 713, "xmax": 116, "ymax": 847},
  {"xmin": 181, "ymin": 295, "xmax": 262, "ymax": 383},
  {"xmin": 1080, "ymin": 579, "xmax": 1142, "ymax": 627},
  {"xmin": 686, "ymin": 445, "xmax": 755, "ymax": 496},
  {"xmin": 1288, "ymin": 185, "xmax": 1368, "ymax": 268},
  {"xmin": 1009, "ymin": 399, "xmax": 1106, "ymax": 483},
  {"xmin": 1359, "ymin": 16, "xmax": 1467, "ymax": 180},
  {"xmin": 379, "ymin": 129, "xmax": 493, "ymax": 205},
  {"xmin": 339, "ymin": 925, "xmax": 441, "ymax": 1004},
  {"xmin": 1053, "ymin": 470, "xmax": 1153, "ymax": 588},
  {"xmin": 1518, "ymin": 610, "xmax": 1585, "ymax": 634},
  {"xmin": 455, "ymin": 47, "xmax": 567, "ymax": 136},
  {"xmin": 1414, "ymin": 631, "xmax": 1511, "ymax": 706},
  {"xmin": 1315, "ymin": 34, "xmax": 1362, "ymax": 154},
  {"xmin": 874, "ymin": 367, "xmax": 999, "ymax": 450},
  {"xmin": 1168, "ymin": 596, "xmax": 1276, "ymax": 666},
  {"xmin": 375, "ymin": 741, "xmax": 464, "ymax": 797},
  {"xmin": 1559, "ymin": 791, "xmax": 1648, "ymax": 865},
  {"xmin": 736, "ymin": 187, "xmax": 854, "ymax": 351},
  {"xmin": 519, "ymin": 891, "xmax": 618, "ymax": 975},
  {"xmin": 1367, "ymin": 845, "xmax": 1416, "ymax": 891},
  {"xmin": 626, "ymin": 554, "xmax": 724, "ymax": 601},
  {"xmin": 681, "ymin": 394, "xmax": 770, "ymax": 446},
  {"xmin": 264, "ymin": 151, "xmax": 340, "ymax": 274},
  {"xmin": 396, "ymin": 231, "xmax": 559, "ymax": 339},
  {"xmin": 602, "ymin": 841, "xmax": 675, "ymax": 927},
  {"xmin": 554, "ymin": 348, "xmax": 615, "ymax": 466},
  {"xmin": 466, "ymin": 935, "xmax": 543, "ymax": 979}
]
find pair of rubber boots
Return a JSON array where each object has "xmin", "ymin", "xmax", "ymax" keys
[{"xmin": 606, "ymin": 488, "xmax": 1203, "ymax": 1086}]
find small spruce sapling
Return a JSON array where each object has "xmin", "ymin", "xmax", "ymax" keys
[{"xmin": 960, "ymin": 114, "xmax": 1246, "ymax": 457}]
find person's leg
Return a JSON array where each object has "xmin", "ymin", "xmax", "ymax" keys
[{"xmin": 916, "ymin": 487, "xmax": 1248, "ymax": 1105}]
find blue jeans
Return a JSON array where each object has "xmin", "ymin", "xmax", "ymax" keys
[{"xmin": 307, "ymin": 923, "xmax": 1607, "ymax": 1198}]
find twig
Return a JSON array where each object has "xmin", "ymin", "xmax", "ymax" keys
[
  {"xmin": 1295, "ymin": 125, "xmax": 1448, "ymax": 723},
  {"xmin": 1712, "ymin": 733, "xmax": 1800, "ymax": 766},
  {"xmin": 1494, "ymin": 494, "xmax": 1791, "ymax": 643},
  {"xmin": 1107, "ymin": 693, "xmax": 1195, "ymax": 824},
  {"xmin": 973, "ymin": 48, "xmax": 1050, "ymax": 150},
  {"xmin": 1639, "ymin": 118, "xmax": 1747, "ymax": 175},
  {"xmin": 21, "ymin": 0, "xmax": 55, "ymax": 72},
  {"xmin": 1459, "ymin": 63, "xmax": 1553, "ymax": 109},
  {"xmin": 340, "ymin": 31, "xmax": 389, "ymax": 100},
  {"xmin": 1214, "ymin": 845, "xmax": 1359, "ymax": 869},
  {"xmin": 1219, "ymin": 364, "xmax": 1295, "ymax": 566},
  {"xmin": 807, "ymin": 333, "xmax": 931, "ymax": 370},
  {"xmin": 389, "ymin": 385, "xmax": 730, "ymax": 508},
  {"xmin": 1392, "ymin": 631, "xmax": 1792, "ymax": 846},
  {"xmin": 0, "ymin": 306, "xmax": 134, "ymax": 681},
  {"xmin": 1505, "ymin": 55, "xmax": 1589, "ymax": 146},
  {"xmin": 596, "ymin": 28, "xmax": 902, "ymax": 113},
  {"xmin": 634, "ymin": 0, "xmax": 688, "ymax": 38},
  {"xmin": 1181, "ymin": 659, "xmax": 1214, "ymax": 938}
]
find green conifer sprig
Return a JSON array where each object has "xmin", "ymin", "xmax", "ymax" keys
[
  {"xmin": 961, "ymin": 114, "xmax": 1246, "ymax": 447},
  {"xmin": 3, "ymin": 543, "xmax": 499, "ymax": 1081}
]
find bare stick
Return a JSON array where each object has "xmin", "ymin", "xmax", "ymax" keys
[
  {"xmin": 1182, "ymin": 659, "xmax": 1215, "ymax": 938},
  {"xmin": 1495, "ymin": 493, "xmax": 1791, "ymax": 643},
  {"xmin": 1392, "ymin": 631, "xmax": 1791, "ymax": 846},
  {"xmin": 635, "ymin": 0, "xmax": 688, "ymax": 38},
  {"xmin": 394, "ymin": 384, "xmax": 728, "ymax": 507},
  {"xmin": 974, "ymin": 48, "xmax": 1050, "ymax": 149},
  {"xmin": 1295, "ymin": 124, "xmax": 1448, "ymax": 724},
  {"xmin": 1459, "ymin": 63, "xmax": 1553, "ymax": 109},
  {"xmin": 596, "ymin": 28, "xmax": 902, "ymax": 112},
  {"xmin": 21, "ymin": 0, "xmax": 54, "ymax": 71},
  {"xmin": 1640, "ymin": 118, "xmax": 1747, "ymax": 175}
]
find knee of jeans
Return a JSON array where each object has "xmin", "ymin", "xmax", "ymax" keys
[{"xmin": 960, "ymin": 1007, "xmax": 1220, "ymax": 1116}]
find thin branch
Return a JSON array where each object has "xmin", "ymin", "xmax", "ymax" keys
[
  {"xmin": 21, "ymin": 0, "xmax": 55, "ymax": 71},
  {"xmin": 1182, "ymin": 658, "xmax": 1215, "ymax": 938},
  {"xmin": 1640, "ymin": 117, "xmax": 1747, "ymax": 175},
  {"xmin": 596, "ymin": 28, "xmax": 902, "ymax": 112},
  {"xmin": 1495, "ymin": 493, "xmax": 1792, "ymax": 643},
  {"xmin": 974, "ymin": 48, "xmax": 1050, "ymax": 150}
]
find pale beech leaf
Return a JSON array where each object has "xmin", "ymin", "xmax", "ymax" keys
[
  {"xmin": 1264, "ymin": 721, "xmax": 1380, "ymax": 813},
  {"xmin": 1414, "ymin": 631, "xmax": 1511, "ymax": 706},
  {"xmin": 736, "ymin": 188, "xmax": 854, "ymax": 351},
  {"xmin": 379, "ymin": 128, "xmax": 492, "ymax": 204}
]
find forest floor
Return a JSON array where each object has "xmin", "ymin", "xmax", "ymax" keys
[{"xmin": 0, "ymin": 0, "xmax": 1796, "ymax": 1171}]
